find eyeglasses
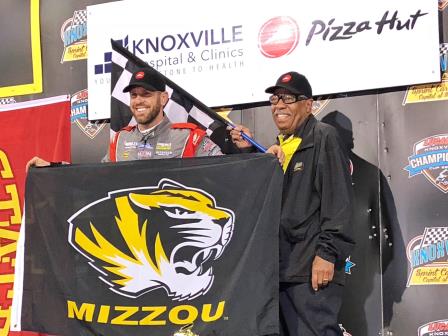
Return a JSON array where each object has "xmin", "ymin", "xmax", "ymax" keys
[{"xmin": 269, "ymin": 93, "xmax": 309, "ymax": 105}]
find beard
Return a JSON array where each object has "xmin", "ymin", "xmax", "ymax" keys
[{"xmin": 132, "ymin": 97, "xmax": 162, "ymax": 126}]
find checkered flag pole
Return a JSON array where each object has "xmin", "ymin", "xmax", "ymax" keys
[
  {"xmin": 420, "ymin": 227, "xmax": 448, "ymax": 248},
  {"xmin": 110, "ymin": 40, "xmax": 266, "ymax": 152}
]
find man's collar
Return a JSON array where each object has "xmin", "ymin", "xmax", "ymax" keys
[
  {"xmin": 138, "ymin": 122, "xmax": 160, "ymax": 134},
  {"xmin": 278, "ymin": 115, "xmax": 315, "ymax": 150},
  {"xmin": 137, "ymin": 115, "xmax": 170, "ymax": 138}
]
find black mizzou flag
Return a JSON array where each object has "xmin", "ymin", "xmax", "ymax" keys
[{"xmin": 11, "ymin": 154, "xmax": 282, "ymax": 336}]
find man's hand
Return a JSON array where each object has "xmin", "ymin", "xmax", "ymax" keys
[
  {"xmin": 311, "ymin": 255, "xmax": 335, "ymax": 291},
  {"xmin": 267, "ymin": 145, "xmax": 285, "ymax": 165},
  {"xmin": 26, "ymin": 156, "xmax": 50, "ymax": 173},
  {"xmin": 229, "ymin": 125, "xmax": 253, "ymax": 149}
]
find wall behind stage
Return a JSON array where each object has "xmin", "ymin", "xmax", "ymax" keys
[{"xmin": 1, "ymin": 1, "xmax": 448, "ymax": 335}]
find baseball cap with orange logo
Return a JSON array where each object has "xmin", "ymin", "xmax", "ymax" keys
[
  {"xmin": 265, "ymin": 71, "xmax": 312, "ymax": 98},
  {"xmin": 123, "ymin": 67, "xmax": 166, "ymax": 92}
]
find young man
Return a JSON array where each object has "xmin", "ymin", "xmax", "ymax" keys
[
  {"xmin": 105, "ymin": 67, "xmax": 222, "ymax": 161},
  {"xmin": 27, "ymin": 68, "xmax": 222, "ymax": 171},
  {"xmin": 231, "ymin": 71, "xmax": 354, "ymax": 336}
]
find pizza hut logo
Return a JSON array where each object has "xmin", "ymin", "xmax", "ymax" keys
[
  {"xmin": 258, "ymin": 16, "xmax": 300, "ymax": 58},
  {"xmin": 135, "ymin": 71, "xmax": 145, "ymax": 79}
]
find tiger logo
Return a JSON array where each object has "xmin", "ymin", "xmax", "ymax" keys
[{"xmin": 68, "ymin": 178, "xmax": 235, "ymax": 301}]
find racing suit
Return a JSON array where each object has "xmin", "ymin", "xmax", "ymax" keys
[{"xmin": 103, "ymin": 116, "xmax": 222, "ymax": 162}]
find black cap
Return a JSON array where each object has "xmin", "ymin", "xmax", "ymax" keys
[
  {"xmin": 122, "ymin": 68, "xmax": 166, "ymax": 92},
  {"xmin": 265, "ymin": 71, "xmax": 312, "ymax": 98}
]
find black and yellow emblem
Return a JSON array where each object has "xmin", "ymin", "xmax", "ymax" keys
[{"xmin": 68, "ymin": 179, "xmax": 234, "ymax": 301}]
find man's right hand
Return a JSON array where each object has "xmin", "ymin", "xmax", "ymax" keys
[
  {"xmin": 26, "ymin": 156, "xmax": 50, "ymax": 173},
  {"xmin": 311, "ymin": 255, "xmax": 335, "ymax": 291},
  {"xmin": 229, "ymin": 125, "xmax": 253, "ymax": 149}
]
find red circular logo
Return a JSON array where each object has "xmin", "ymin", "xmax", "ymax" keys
[
  {"xmin": 135, "ymin": 71, "xmax": 145, "ymax": 79},
  {"xmin": 281, "ymin": 74, "xmax": 292, "ymax": 83},
  {"xmin": 258, "ymin": 16, "xmax": 300, "ymax": 58}
]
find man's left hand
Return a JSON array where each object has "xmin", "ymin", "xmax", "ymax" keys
[
  {"xmin": 311, "ymin": 255, "xmax": 334, "ymax": 291},
  {"xmin": 267, "ymin": 145, "xmax": 285, "ymax": 165}
]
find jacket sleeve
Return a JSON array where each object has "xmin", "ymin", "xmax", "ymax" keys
[
  {"xmin": 195, "ymin": 137, "xmax": 223, "ymax": 157},
  {"xmin": 315, "ymin": 127, "xmax": 355, "ymax": 263}
]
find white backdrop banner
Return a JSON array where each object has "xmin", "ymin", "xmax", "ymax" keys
[{"xmin": 87, "ymin": 0, "xmax": 440, "ymax": 119}]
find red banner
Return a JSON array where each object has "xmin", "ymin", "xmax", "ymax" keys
[{"xmin": 0, "ymin": 96, "xmax": 71, "ymax": 336}]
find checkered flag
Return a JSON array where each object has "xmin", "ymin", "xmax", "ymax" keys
[
  {"xmin": 72, "ymin": 10, "xmax": 87, "ymax": 26},
  {"xmin": 420, "ymin": 227, "xmax": 448, "ymax": 248},
  {"xmin": 110, "ymin": 39, "xmax": 234, "ymax": 152}
]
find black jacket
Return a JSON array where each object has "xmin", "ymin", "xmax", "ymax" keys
[{"xmin": 279, "ymin": 115, "xmax": 354, "ymax": 284}]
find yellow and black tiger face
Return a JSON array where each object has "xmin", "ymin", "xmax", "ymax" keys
[{"xmin": 68, "ymin": 179, "xmax": 234, "ymax": 301}]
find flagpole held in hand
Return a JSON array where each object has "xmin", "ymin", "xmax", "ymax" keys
[{"xmin": 226, "ymin": 120, "xmax": 267, "ymax": 153}]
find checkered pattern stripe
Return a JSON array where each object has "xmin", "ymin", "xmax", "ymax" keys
[
  {"xmin": 167, "ymin": 88, "xmax": 224, "ymax": 136},
  {"xmin": 421, "ymin": 227, "xmax": 448, "ymax": 247},
  {"xmin": 110, "ymin": 40, "xmax": 227, "ymax": 139},
  {"xmin": 440, "ymin": 43, "xmax": 448, "ymax": 56},
  {"xmin": 72, "ymin": 10, "xmax": 87, "ymax": 26},
  {"xmin": 0, "ymin": 98, "xmax": 16, "ymax": 105}
]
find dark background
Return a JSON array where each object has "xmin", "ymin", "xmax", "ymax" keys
[{"xmin": 1, "ymin": 1, "xmax": 448, "ymax": 335}]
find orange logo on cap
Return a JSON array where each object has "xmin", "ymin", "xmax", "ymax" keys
[
  {"xmin": 135, "ymin": 71, "xmax": 145, "ymax": 79},
  {"xmin": 281, "ymin": 74, "xmax": 292, "ymax": 83}
]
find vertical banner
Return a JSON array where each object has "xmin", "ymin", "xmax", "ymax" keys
[
  {"xmin": 0, "ymin": 96, "xmax": 70, "ymax": 336},
  {"xmin": 377, "ymin": 89, "xmax": 448, "ymax": 335}
]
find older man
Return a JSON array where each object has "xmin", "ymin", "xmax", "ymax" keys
[{"xmin": 231, "ymin": 71, "xmax": 354, "ymax": 336}]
